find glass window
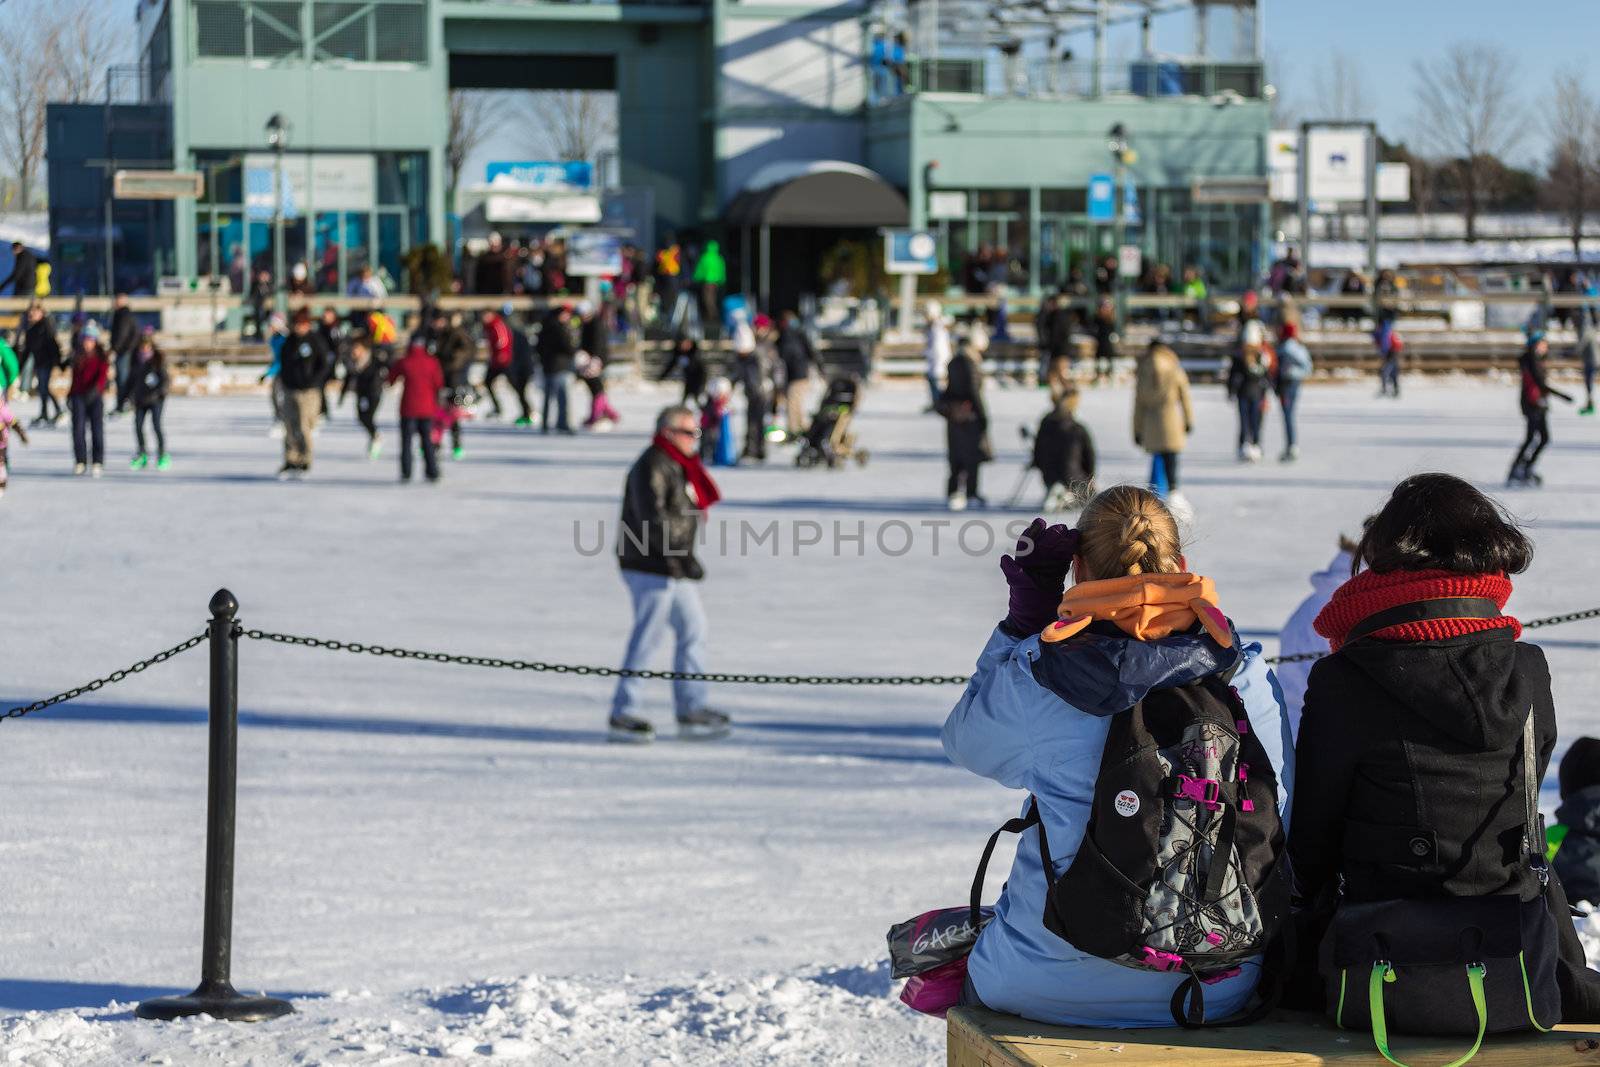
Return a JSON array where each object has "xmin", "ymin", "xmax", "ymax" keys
[
  {"xmin": 251, "ymin": 2, "xmax": 305, "ymax": 60},
  {"xmin": 377, "ymin": 212, "xmax": 403, "ymax": 291},
  {"xmin": 313, "ymin": 212, "xmax": 342, "ymax": 291},
  {"xmin": 344, "ymin": 212, "xmax": 372, "ymax": 279},
  {"xmin": 1040, "ymin": 188, "xmax": 1086, "ymax": 214}
]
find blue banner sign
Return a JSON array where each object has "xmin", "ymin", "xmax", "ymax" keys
[{"xmin": 485, "ymin": 161, "xmax": 593, "ymax": 189}]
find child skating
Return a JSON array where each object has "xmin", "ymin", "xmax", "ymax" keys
[
  {"xmin": 0, "ymin": 395, "xmax": 28, "ymax": 500},
  {"xmin": 127, "ymin": 329, "xmax": 170, "ymax": 470}
]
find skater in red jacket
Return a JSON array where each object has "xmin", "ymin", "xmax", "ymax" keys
[{"xmin": 386, "ymin": 342, "xmax": 445, "ymax": 483}]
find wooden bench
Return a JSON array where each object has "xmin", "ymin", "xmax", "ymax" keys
[{"xmin": 948, "ymin": 1006, "xmax": 1600, "ymax": 1066}]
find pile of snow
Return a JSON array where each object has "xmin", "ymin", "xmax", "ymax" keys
[{"xmin": 0, "ymin": 963, "xmax": 937, "ymax": 1065}]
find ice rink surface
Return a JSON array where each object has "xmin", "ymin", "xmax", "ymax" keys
[{"xmin": 3, "ymin": 372, "xmax": 1600, "ymax": 1064}]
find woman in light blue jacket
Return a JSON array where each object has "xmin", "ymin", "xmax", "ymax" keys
[{"xmin": 943, "ymin": 487, "xmax": 1295, "ymax": 1027}]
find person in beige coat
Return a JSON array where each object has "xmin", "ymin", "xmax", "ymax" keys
[{"xmin": 1132, "ymin": 342, "xmax": 1193, "ymax": 511}]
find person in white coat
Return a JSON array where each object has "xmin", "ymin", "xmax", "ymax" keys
[
  {"xmin": 1275, "ymin": 536, "xmax": 1357, "ymax": 738},
  {"xmin": 923, "ymin": 300, "xmax": 952, "ymax": 412}
]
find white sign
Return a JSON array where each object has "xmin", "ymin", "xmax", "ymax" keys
[
  {"xmin": 1377, "ymin": 162, "xmax": 1411, "ymax": 203},
  {"xmin": 927, "ymin": 190, "xmax": 968, "ymax": 221},
  {"xmin": 1305, "ymin": 128, "xmax": 1370, "ymax": 204},
  {"xmin": 243, "ymin": 153, "xmax": 376, "ymax": 219},
  {"xmin": 484, "ymin": 193, "xmax": 602, "ymax": 225},
  {"xmin": 1117, "ymin": 244, "xmax": 1142, "ymax": 279},
  {"xmin": 1268, "ymin": 129, "xmax": 1298, "ymax": 202},
  {"xmin": 114, "ymin": 170, "xmax": 203, "ymax": 200},
  {"xmin": 568, "ymin": 231, "xmax": 623, "ymax": 276}
]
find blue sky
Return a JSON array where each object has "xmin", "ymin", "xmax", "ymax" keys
[{"xmin": 1260, "ymin": 0, "xmax": 1595, "ymax": 163}]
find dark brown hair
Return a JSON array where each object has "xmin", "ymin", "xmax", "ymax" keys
[{"xmin": 1354, "ymin": 473, "xmax": 1531, "ymax": 576}]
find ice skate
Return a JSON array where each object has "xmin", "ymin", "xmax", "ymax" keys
[
  {"xmin": 947, "ymin": 490, "xmax": 967, "ymax": 512},
  {"xmin": 130, "ymin": 453, "xmax": 148, "ymax": 471},
  {"xmin": 72, "ymin": 462, "xmax": 86, "ymax": 476},
  {"xmin": 1042, "ymin": 484, "xmax": 1069, "ymax": 513},
  {"xmin": 1581, "ymin": 403, "xmax": 1595, "ymax": 416},
  {"xmin": 368, "ymin": 436, "xmax": 382, "ymax": 460},
  {"xmin": 91, "ymin": 463, "xmax": 103, "ymax": 479},
  {"xmin": 1280, "ymin": 445, "xmax": 1299, "ymax": 462},
  {"xmin": 156, "ymin": 454, "xmax": 171, "ymax": 471},
  {"xmin": 608, "ymin": 713, "xmax": 656, "ymax": 744},
  {"xmin": 676, "ymin": 708, "xmax": 731, "ymax": 740}
]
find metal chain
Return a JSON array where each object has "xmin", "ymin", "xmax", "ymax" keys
[
  {"xmin": 1523, "ymin": 606, "xmax": 1600, "ymax": 630},
  {"xmin": 0, "ymin": 632, "xmax": 207, "ymax": 723},
  {"xmin": 1264, "ymin": 606, "xmax": 1600, "ymax": 666},
  {"xmin": 239, "ymin": 628, "xmax": 971, "ymax": 687},
  {"xmin": 8, "ymin": 605, "xmax": 1600, "ymax": 722}
]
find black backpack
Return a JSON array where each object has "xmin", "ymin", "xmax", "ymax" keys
[
  {"xmin": 974, "ymin": 673, "xmax": 1290, "ymax": 1026},
  {"xmin": 1321, "ymin": 709, "xmax": 1561, "ymax": 1066}
]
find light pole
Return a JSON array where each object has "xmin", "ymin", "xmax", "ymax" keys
[
  {"xmin": 1107, "ymin": 123, "xmax": 1135, "ymax": 329},
  {"xmin": 265, "ymin": 114, "xmax": 289, "ymax": 313}
]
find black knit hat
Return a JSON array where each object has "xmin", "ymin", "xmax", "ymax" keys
[{"xmin": 1559, "ymin": 737, "xmax": 1600, "ymax": 799}]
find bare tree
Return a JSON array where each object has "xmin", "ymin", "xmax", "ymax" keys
[
  {"xmin": 0, "ymin": 0, "xmax": 129, "ymax": 212},
  {"xmin": 521, "ymin": 91, "xmax": 617, "ymax": 164},
  {"xmin": 51, "ymin": 0, "xmax": 124, "ymax": 105},
  {"xmin": 1411, "ymin": 42, "xmax": 1525, "ymax": 243},
  {"xmin": 1311, "ymin": 49, "xmax": 1372, "ymax": 122},
  {"xmin": 1544, "ymin": 67, "xmax": 1599, "ymax": 257},
  {"xmin": 447, "ymin": 90, "xmax": 507, "ymax": 199},
  {"xmin": 0, "ymin": 23, "xmax": 57, "ymax": 211}
]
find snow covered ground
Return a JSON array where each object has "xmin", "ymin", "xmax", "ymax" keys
[{"xmin": 3, "ymin": 372, "xmax": 1600, "ymax": 1065}]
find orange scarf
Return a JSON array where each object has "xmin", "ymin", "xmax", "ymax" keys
[{"xmin": 1040, "ymin": 573, "xmax": 1232, "ymax": 648}]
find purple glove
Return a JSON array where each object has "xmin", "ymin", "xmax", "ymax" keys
[{"xmin": 1000, "ymin": 518, "xmax": 1081, "ymax": 635}]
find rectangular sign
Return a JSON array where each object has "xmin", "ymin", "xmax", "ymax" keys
[
  {"xmin": 114, "ymin": 169, "xmax": 203, "ymax": 200},
  {"xmin": 243, "ymin": 153, "xmax": 376, "ymax": 220},
  {"xmin": 486, "ymin": 161, "xmax": 593, "ymax": 189},
  {"xmin": 1305, "ymin": 128, "xmax": 1369, "ymax": 203},
  {"xmin": 1377, "ymin": 162, "xmax": 1411, "ymax": 203},
  {"xmin": 567, "ymin": 231, "xmax": 623, "ymax": 276},
  {"xmin": 1087, "ymin": 173, "xmax": 1115, "ymax": 223},
  {"xmin": 927, "ymin": 190, "xmax": 968, "ymax": 220},
  {"xmin": 1117, "ymin": 244, "xmax": 1142, "ymax": 279},
  {"xmin": 884, "ymin": 230, "xmax": 938, "ymax": 275},
  {"xmin": 1192, "ymin": 176, "xmax": 1271, "ymax": 204}
]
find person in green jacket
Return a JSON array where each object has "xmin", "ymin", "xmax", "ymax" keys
[
  {"xmin": 0, "ymin": 334, "xmax": 18, "ymax": 394},
  {"xmin": 693, "ymin": 240, "xmax": 728, "ymax": 340}
]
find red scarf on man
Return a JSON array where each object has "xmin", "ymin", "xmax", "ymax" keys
[
  {"xmin": 1313, "ymin": 568, "xmax": 1520, "ymax": 652},
  {"xmin": 653, "ymin": 433, "xmax": 722, "ymax": 510}
]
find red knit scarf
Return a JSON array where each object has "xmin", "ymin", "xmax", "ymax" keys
[
  {"xmin": 1313, "ymin": 568, "xmax": 1520, "ymax": 652},
  {"xmin": 653, "ymin": 433, "xmax": 722, "ymax": 510}
]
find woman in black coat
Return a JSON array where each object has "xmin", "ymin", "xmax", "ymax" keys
[
  {"xmin": 938, "ymin": 331, "xmax": 989, "ymax": 510},
  {"xmin": 1290, "ymin": 473, "xmax": 1600, "ymax": 1019}
]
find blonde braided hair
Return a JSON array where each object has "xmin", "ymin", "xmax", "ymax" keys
[{"xmin": 1079, "ymin": 485, "xmax": 1182, "ymax": 580}]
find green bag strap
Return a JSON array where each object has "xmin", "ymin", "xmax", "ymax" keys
[{"xmin": 1368, "ymin": 962, "xmax": 1488, "ymax": 1067}]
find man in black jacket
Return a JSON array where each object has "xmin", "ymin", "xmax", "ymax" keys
[
  {"xmin": 538, "ymin": 304, "xmax": 576, "ymax": 434},
  {"xmin": 776, "ymin": 311, "xmax": 815, "ymax": 438},
  {"xmin": 108, "ymin": 293, "xmax": 140, "ymax": 414},
  {"xmin": 3, "ymin": 243, "xmax": 37, "ymax": 298},
  {"xmin": 277, "ymin": 308, "xmax": 333, "ymax": 477},
  {"xmin": 608, "ymin": 405, "xmax": 728, "ymax": 744},
  {"xmin": 21, "ymin": 304, "xmax": 62, "ymax": 425}
]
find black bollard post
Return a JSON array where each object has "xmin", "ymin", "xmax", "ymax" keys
[{"xmin": 137, "ymin": 590, "xmax": 293, "ymax": 1023}]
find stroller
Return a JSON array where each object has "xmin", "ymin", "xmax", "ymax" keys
[{"xmin": 795, "ymin": 376, "xmax": 869, "ymax": 468}]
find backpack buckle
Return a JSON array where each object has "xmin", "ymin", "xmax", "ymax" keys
[
  {"xmin": 1172, "ymin": 774, "xmax": 1222, "ymax": 810},
  {"xmin": 1139, "ymin": 946, "xmax": 1186, "ymax": 972}
]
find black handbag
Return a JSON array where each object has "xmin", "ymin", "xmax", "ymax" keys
[{"xmin": 1322, "ymin": 710, "xmax": 1562, "ymax": 1066}]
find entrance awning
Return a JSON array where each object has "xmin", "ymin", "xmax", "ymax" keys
[{"xmin": 725, "ymin": 161, "xmax": 908, "ymax": 228}]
